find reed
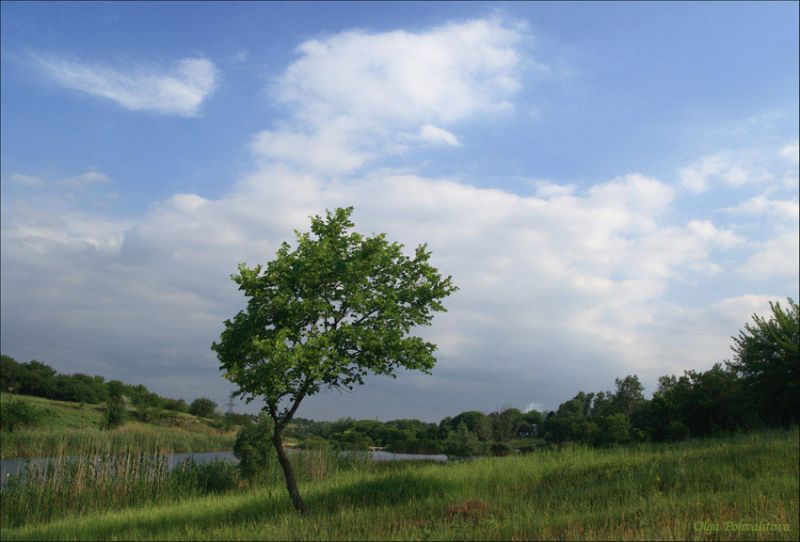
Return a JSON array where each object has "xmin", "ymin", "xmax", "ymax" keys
[
  {"xmin": 1, "ymin": 426, "xmax": 235, "ymax": 459},
  {"xmin": 1, "ymin": 440, "xmax": 239, "ymax": 528},
  {"xmin": 1, "ymin": 438, "xmax": 373, "ymax": 528}
]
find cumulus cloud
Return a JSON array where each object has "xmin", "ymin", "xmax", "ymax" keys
[
  {"xmin": 253, "ymin": 18, "xmax": 524, "ymax": 174},
  {"xmin": 2, "ymin": 163, "xmax": 770, "ymax": 418},
  {"xmin": 35, "ymin": 55, "xmax": 218, "ymax": 116}
]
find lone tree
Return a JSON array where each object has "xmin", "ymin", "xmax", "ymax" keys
[{"xmin": 212, "ymin": 207, "xmax": 456, "ymax": 513}]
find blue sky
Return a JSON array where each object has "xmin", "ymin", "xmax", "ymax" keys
[{"xmin": 1, "ymin": 2, "xmax": 798, "ymax": 420}]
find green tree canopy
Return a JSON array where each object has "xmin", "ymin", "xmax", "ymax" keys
[
  {"xmin": 189, "ymin": 397, "xmax": 218, "ymax": 418},
  {"xmin": 727, "ymin": 298, "xmax": 799, "ymax": 426},
  {"xmin": 212, "ymin": 206, "xmax": 456, "ymax": 512}
]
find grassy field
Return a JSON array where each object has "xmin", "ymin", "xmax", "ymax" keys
[
  {"xmin": 0, "ymin": 393, "xmax": 236, "ymax": 458},
  {"xmin": 2, "ymin": 428, "xmax": 796, "ymax": 541}
]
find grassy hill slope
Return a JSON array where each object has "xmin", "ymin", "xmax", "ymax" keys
[{"xmin": 0, "ymin": 393, "xmax": 236, "ymax": 458}]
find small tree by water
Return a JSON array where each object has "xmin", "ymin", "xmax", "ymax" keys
[{"xmin": 213, "ymin": 207, "xmax": 456, "ymax": 513}]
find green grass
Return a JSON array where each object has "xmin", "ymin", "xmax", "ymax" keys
[
  {"xmin": 2, "ymin": 428, "xmax": 797, "ymax": 541},
  {"xmin": 0, "ymin": 393, "xmax": 236, "ymax": 458}
]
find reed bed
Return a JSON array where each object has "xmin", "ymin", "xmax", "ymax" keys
[
  {"xmin": 1, "ymin": 425, "xmax": 235, "ymax": 459},
  {"xmin": 1, "ymin": 441, "xmax": 373, "ymax": 529}
]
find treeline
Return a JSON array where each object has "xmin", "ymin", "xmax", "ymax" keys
[
  {"xmin": 283, "ymin": 409, "xmax": 543, "ymax": 456},
  {"xmin": 3, "ymin": 297, "xmax": 796, "ymax": 455},
  {"xmin": 0, "ymin": 355, "xmax": 234, "ymax": 429},
  {"xmin": 277, "ymin": 298, "xmax": 798, "ymax": 456}
]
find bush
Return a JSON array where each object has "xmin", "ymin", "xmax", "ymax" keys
[
  {"xmin": 233, "ymin": 413, "xmax": 276, "ymax": 480},
  {"xmin": 0, "ymin": 398, "xmax": 44, "ymax": 431},
  {"xmin": 135, "ymin": 404, "xmax": 164, "ymax": 423},
  {"xmin": 189, "ymin": 397, "xmax": 218, "ymax": 418},
  {"xmin": 103, "ymin": 400, "xmax": 127, "ymax": 429},
  {"xmin": 445, "ymin": 422, "xmax": 482, "ymax": 457}
]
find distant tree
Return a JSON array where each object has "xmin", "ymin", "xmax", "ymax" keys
[
  {"xmin": 635, "ymin": 365, "xmax": 745, "ymax": 439},
  {"xmin": 223, "ymin": 411, "xmax": 254, "ymax": 428},
  {"xmin": 445, "ymin": 422, "xmax": 482, "ymax": 457},
  {"xmin": 53, "ymin": 374, "xmax": 104, "ymax": 404},
  {"xmin": 163, "ymin": 398, "xmax": 189, "ymax": 412},
  {"xmin": 448, "ymin": 411, "xmax": 493, "ymax": 441},
  {"xmin": 213, "ymin": 207, "xmax": 456, "ymax": 513},
  {"xmin": 490, "ymin": 408, "xmax": 524, "ymax": 442},
  {"xmin": 597, "ymin": 413, "xmax": 630, "ymax": 446},
  {"xmin": 0, "ymin": 355, "xmax": 23, "ymax": 393},
  {"xmin": 611, "ymin": 375, "xmax": 645, "ymax": 417},
  {"xmin": 19, "ymin": 360, "xmax": 57, "ymax": 398},
  {"xmin": 543, "ymin": 392, "xmax": 597, "ymax": 444},
  {"xmin": 189, "ymin": 397, "xmax": 218, "ymax": 418},
  {"xmin": 727, "ymin": 298, "xmax": 800, "ymax": 426}
]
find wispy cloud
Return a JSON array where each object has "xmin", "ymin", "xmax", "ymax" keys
[
  {"xmin": 418, "ymin": 124, "xmax": 461, "ymax": 146},
  {"xmin": 59, "ymin": 170, "xmax": 111, "ymax": 190},
  {"xmin": 35, "ymin": 55, "xmax": 218, "ymax": 116},
  {"xmin": 7, "ymin": 173, "xmax": 45, "ymax": 188}
]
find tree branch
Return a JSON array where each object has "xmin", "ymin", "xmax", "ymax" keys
[{"xmin": 279, "ymin": 377, "xmax": 314, "ymax": 426}]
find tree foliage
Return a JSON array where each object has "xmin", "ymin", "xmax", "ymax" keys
[
  {"xmin": 189, "ymin": 397, "xmax": 218, "ymax": 418},
  {"xmin": 213, "ymin": 206, "xmax": 456, "ymax": 512},
  {"xmin": 727, "ymin": 298, "xmax": 799, "ymax": 426}
]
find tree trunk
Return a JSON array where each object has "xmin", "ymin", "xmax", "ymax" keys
[{"xmin": 272, "ymin": 431, "xmax": 307, "ymax": 514}]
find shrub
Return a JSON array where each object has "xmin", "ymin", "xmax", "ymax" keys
[
  {"xmin": 189, "ymin": 397, "xmax": 218, "ymax": 418},
  {"xmin": 233, "ymin": 413, "xmax": 276, "ymax": 480},
  {"xmin": 103, "ymin": 400, "xmax": 127, "ymax": 429},
  {"xmin": 445, "ymin": 422, "xmax": 482, "ymax": 457},
  {"xmin": 0, "ymin": 398, "xmax": 43, "ymax": 431}
]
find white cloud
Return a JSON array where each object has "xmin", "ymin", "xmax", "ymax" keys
[
  {"xmin": 251, "ymin": 118, "xmax": 372, "ymax": 175},
  {"xmin": 277, "ymin": 18, "xmax": 522, "ymax": 125},
  {"xmin": 60, "ymin": 170, "xmax": 111, "ymax": 190},
  {"xmin": 680, "ymin": 143, "xmax": 798, "ymax": 194},
  {"xmin": 36, "ymin": 55, "xmax": 218, "ymax": 116},
  {"xmin": 780, "ymin": 142, "xmax": 799, "ymax": 162},
  {"xmin": 419, "ymin": 124, "xmax": 461, "ymax": 146},
  {"xmin": 722, "ymin": 195, "xmax": 799, "ymax": 222},
  {"xmin": 679, "ymin": 154, "xmax": 754, "ymax": 193},
  {"xmin": 253, "ymin": 18, "xmax": 525, "ymax": 174},
  {"xmin": 738, "ymin": 231, "xmax": 800, "ymax": 282},
  {"xmin": 7, "ymin": 173, "xmax": 45, "ymax": 188}
]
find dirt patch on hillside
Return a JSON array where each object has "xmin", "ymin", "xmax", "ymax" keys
[{"xmin": 443, "ymin": 499, "xmax": 502, "ymax": 523}]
